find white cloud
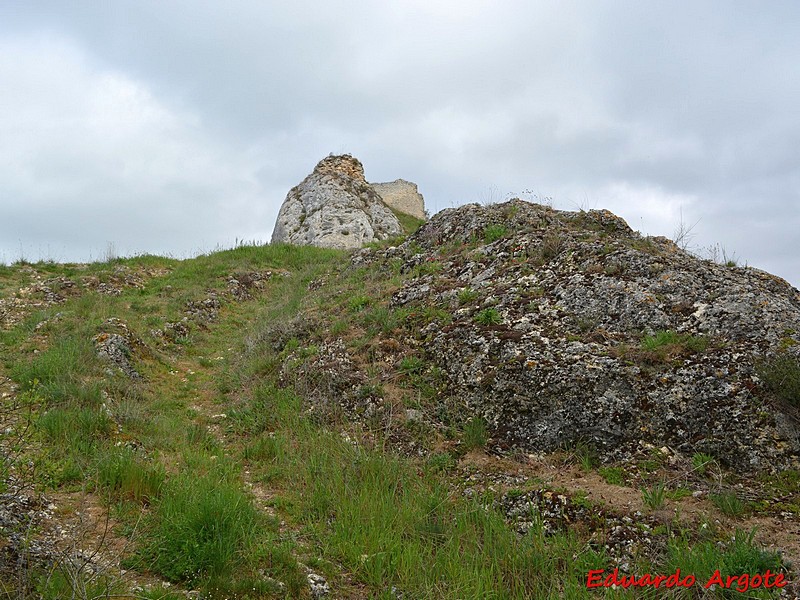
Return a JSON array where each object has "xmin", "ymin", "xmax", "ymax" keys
[
  {"xmin": 0, "ymin": 35, "xmax": 273, "ymax": 261},
  {"xmin": 590, "ymin": 181, "xmax": 697, "ymax": 236}
]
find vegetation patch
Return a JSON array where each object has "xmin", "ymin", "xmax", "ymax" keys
[
  {"xmin": 474, "ymin": 307, "xmax": 503, "ymax": 325},
  {"xmin": 483, "ymin": 224, "xmax": 508, "ymax": 243},
  {"xmin": 598, "ymin": 466, "xmax": 625, "ymax": 485},
  {"xmin": 462, "ymin": 417, "xmax": 489, "ymax": 451},
  {"xmin": 135, "ymin": 465, "xmax": 263, "ymax": 584},
  {"xmin": 757, "ymin": 352, "xmax": 800, "ymax": 406},
  {"xmin": 711, "ymin": 492, "xmax": 750, "ymax": 518},
  {"xmin": 96, "ymin": 446, "xmax": 165, "ymax": 505},
  {"xmin": 642, "ymin": 329, "xmax": 709, "ymax": 353},
  {"xmin": 665, "ymin": 529, "xmax": 783, "ymax": 598}
]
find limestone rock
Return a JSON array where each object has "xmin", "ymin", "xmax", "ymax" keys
[
  {"xmin": 272, "ymin": 155, "xmax": 403, "ymax": 249},
  {"xmin": 371, "ymin": 179, "xmax": 426, "ymax": 220},
  {"xmin": 93, "ymin": 318, "xmax": 143, "ymax": 379},
  {"xmin": 353, "ymin": 199, "xmax": 800, "ymax": 471}
]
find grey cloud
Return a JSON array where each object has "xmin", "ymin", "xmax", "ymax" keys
[{"xmin": 0, "ymin": 1, "xmax": 798, "ymax": 286}]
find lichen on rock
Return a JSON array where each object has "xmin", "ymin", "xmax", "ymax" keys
[{"xmin": 355, "ymin": 199, "xmax": 800, "ymax": 471}]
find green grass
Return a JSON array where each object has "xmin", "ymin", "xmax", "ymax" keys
[
  {"xmin": 757, "ymin": 352, "xmax": 800, "ymax": 406},
  {"xmin": 360, "ymin": 305, "xmax": 402, "ymax": 335},
  {"xmin": 37, "ymin": 407, "xmax": 113, "ymax": 457},
  {"xmin": 711, "ymin": 492, "xmax": 750, "ymax": 518},
  {"xmin": 642, "ymin": 481, "xmax": 666, "ymax": 510},
  {"xmin": 665, "ymin": 486, "xmax": 693, "ymax": 501},
  {"xmin": 390, "ymin": 209, "xmax": 426, "ymax": 236},
  {"xmin": 692, "ymin": 452, "xmax": 716, "ymax": 474},
  {"xmin": 242, "ymin": 433, "xmax": 287, "ymax": 463},
  {"xmin": 399, "ymin": 355, "xmax": 426, "ymax": 375},
  {"xmin": 457, "ymin": 287, "xmax": 479, "ymax": 305},
  {"xmin": 462, "ymin": 417, "xmax": 488, "ymax": 451},
  {"xmin": 11, "ymin": 336, "xmax": 102, "ymax": 406},
  {"xmin": 348, "ymin": 294, "xmax": 371, "ymax": 312},
  {"xmin": 33, "ymin": 568, "xmax": 125, "ymax": 600},
  {"xmin": 474, "ymin": 307, "xmax": 502, "ymax": 325},
  {"xmin": 426, "ymin": 452, "xmax": 456, "ymax": 473},
  {"xmin": 483, "ymin": 224, "xmax": 508, "ymax": 243},
  {"xmin": 642, "ymin": 329, "xmax": 708, "ymax": 353},
  {"xmin": 598, "ymin": 466, "xmax": 625, "ymax": 485},
  {"xmin": 637, "ymin": 329, "xmax": 710, "ymax": 364},
  {"xmin": 255, "ymin": 411, "xmax": 605, "ymax": 598},
  {"xmin": 664, "ymin": 529, "xmax": 783, "ymax": 598},
  {"xmin": 572, "ymin": 441, "xmax": 599, "ymax": 471},
  {"xmin": 96, "ymin": 446, "xmax": 165, "ymax": 504},
  {"xmin": 136, "ymin": 464, "xmax": 263, "ymax": 584}
]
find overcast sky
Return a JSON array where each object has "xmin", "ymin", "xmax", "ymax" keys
[{"xmin": 1, "ymin": 1, "xmax": 798, "ymax": 286}]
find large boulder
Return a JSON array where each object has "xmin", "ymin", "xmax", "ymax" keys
[{"xmin": 271, "ymin": 155, "xmax": 403, "ymax": 249}]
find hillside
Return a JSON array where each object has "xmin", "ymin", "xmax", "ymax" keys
[{"xmin": 1, "ymin": 200, "xmax": 799, "ymax": 599}]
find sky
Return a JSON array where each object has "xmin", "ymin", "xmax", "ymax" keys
[{"xmin": 1, "ymin": 1, "xmax": 798, "ymax": 287}]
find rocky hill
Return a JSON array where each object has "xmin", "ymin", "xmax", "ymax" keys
[{"xmin": 349, "ymin": 200, "xmax": 800, "ymax": 472}]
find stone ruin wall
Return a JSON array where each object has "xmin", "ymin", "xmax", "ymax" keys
[{"xmin": 371, "ymin": 179, "xmax": 426, "ymax": 220}]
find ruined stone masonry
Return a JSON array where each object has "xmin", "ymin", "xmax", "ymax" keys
[{"xmin": 371, "ymin": 179, "xmax": 426, "ymax": 220}]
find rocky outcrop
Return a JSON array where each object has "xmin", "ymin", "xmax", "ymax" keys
[
  {"xmin": 271, "ymin": 155, "xmax": 403, "ymax": 249},
  {"xmin": 353, "ymin": 199, "xmax": 800, "ymax": 471},
  {"xmin": 371, "ymin": 179, "xmax": 426, "ymax": 220}
]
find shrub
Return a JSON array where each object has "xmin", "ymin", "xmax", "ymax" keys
[
  {"xmin": 757, "ymin": 353, "xmax": 800, "ymax": 406},
  {"xmin": 474, "ymin": 307, "xmax": 502, "ymax": 326},
  {"xmin": 483, "ymin": 224, "xmax": 508, "ymax": 243}
]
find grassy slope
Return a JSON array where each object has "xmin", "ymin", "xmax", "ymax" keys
[{"xmin": 0, "ymin": 236, "xmax": 794, "ymax": 599}]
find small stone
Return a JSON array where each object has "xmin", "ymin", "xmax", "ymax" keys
[
  {"xmin": 405, "ymin": 409, "xmax": 423, "ymax": 422},
  {"xmin": 307, "ymin": 572, "xmax": 329, "ymax": 598}
]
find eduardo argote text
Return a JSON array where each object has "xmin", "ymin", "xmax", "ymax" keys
[{"xmin": 586, "ymin": 568, "xmax": 787, "ymax": 593}]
